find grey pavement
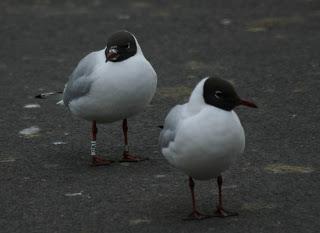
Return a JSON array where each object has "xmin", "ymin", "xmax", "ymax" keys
[{"xmin": 0, "ymin": 0, "xmax": 319, "ymax": 232}]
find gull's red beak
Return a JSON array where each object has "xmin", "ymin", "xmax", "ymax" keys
[
  {"xmin": 240, "ymin": 99, "xmax": 258, "ymax": 108},
  {"xmin": 106, "ymin": 48, "xmax": 119, "ymax": 62}
]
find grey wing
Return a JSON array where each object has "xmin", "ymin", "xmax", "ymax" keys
[
  {"xmin": 63, "ymin": 51, "xmax": 102, "ymax": 106},
  {"xmin": 159, "ymin": 105, "xmax": 184, "ymax": 149}
]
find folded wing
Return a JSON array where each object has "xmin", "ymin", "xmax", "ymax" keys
[
  {"xmin": 159, "ymin": 105, "xmax": 184, "ymax": 149},
  {"xmin": 63, "ymin": 51, "xmax": 104, "ymax": 106}
]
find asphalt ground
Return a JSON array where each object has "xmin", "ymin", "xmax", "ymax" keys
[{"xmin": 0, "ymin": 0, "xmax": 320, "ymax": 232}]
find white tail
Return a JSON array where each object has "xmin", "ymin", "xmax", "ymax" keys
[{"xmin": 56, "ymin": 100, "xmax": 64, "ymax": 105}]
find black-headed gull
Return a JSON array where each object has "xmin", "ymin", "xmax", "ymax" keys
[
  {"xmin": 61, "ymin": 30, "xmax": 157, "ymax": 166},
  {"xmin": 159, "ymin": 77, "xmax": 257, "ymax": 219}
]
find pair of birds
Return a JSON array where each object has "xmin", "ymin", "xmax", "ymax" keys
[{"xmin": 59, "ymin": 30, "xmax": 257, "ymax": 220}]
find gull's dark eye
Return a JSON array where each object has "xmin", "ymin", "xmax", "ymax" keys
[
  {"xmin": 119, "ymin": 43, "xmax": 130, "ymax": 49},
  {"xmin": 214, "ymin": 90, "xmax": 223, "ymax": 99}
]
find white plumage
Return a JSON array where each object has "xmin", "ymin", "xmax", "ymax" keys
[
  {"xmin": 59, "ymin": 31, "xmax": 157, "ymax": 165},
  {"xmin": 160, "ymin": 78, "xmax": 245, "ymax": 180},
  {"xmin": 62, "ymin": 36, "xmax": 157, "ymax": 123}
]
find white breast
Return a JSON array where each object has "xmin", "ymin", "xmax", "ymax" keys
[
  {"xmin": 69, "ymin": 54, "xmax": 157, "ymax": 123},
  {"xmin": 163, "ymin": 107, "xmax": 245, "ymax": 180}
]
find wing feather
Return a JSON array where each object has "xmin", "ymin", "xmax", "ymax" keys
[
  {"xmin": 159, "ymin": 105, "xmax": 184, "ymax": 149},
  {"xmin": 63, "ymin": 51, "xmax": 104, "ymax": 106}
]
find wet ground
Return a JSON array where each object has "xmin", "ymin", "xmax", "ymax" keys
[{"xmin": 1, "ymin": 0, "xmax": 319, "ymax": 232}]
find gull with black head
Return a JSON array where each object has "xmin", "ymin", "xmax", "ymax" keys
[
  {"xmin": 61, "ymin": 30, "xmax": 157, "ymax": 166},
  {"xmin": 159, "ymin": 77, "xmax": 257, "ymax": 220}
]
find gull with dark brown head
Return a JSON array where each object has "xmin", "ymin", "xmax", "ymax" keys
[
  {"xmin": 159, "ymin": 77, "xmax": 257, "ymax": 220},
  {"xmin": 61, "ymin": 30, "xmax": 157, "ymax": 166}
]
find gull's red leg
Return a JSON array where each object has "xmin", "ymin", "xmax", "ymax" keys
[
  {"xmin": 184, "ymin": 177, "xmax": 210, "ymax": 220},
  {"xmin": 120, "ymin": 119, "xmax": 148, "ymax": 162},
  {"xmin": 90, "ymin": 121, "xmax": 113, "ymax": 166},
  {"xmin": 214, "ymin": 175, "xmax": 238, "ymax": 217}
]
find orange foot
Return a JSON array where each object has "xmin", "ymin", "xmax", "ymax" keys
[
  {"xmin": 119, "ymin": 152, "xmax": 149, "ymax": 162},
  {"xmin": 213, "ymin": 205, "xmax": 238, "ymax": 218},
  {"xmin": 183, "ymin": 211, "xmax": 211, "ymax": 221},
  {"xmin": 91, "ymin": 156, "xmax": 113, "ymax": 166}
]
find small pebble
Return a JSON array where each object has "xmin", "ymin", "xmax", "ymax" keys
[
  {"xmin": 52, "ymin": 141, "xmax": 67, "ymax": 145},
  {"xmin": 65, "ymin": 192, "xmax": 83, "ymax": 197},
  {"xmin": 24, "ymin": 104, "xmax": 40, "ymax": 109},
  {"xmin": 19, "ymin": 126, "xmax": 40, "ymax": 137},
  {"xmin": 221, "ymin": 18, "xmax": 231, "ymax": 25}
]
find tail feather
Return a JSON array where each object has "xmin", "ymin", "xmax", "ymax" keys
[
  {"xmin": 56, "ymin": 100, "xmax": 64, "ymax": 105},
  {"xmin": 35, "ymin": 91, "xmax": 63, "ymax": 99},
  {"xmin": 35, "ymin": 90, "xmax": 64, "ymax": 106}
]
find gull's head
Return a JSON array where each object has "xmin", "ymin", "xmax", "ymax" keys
[
  {"xmin": 105, "ymin": 30, "xmax": 137, "ymax": 62},
  {"xmin": 203, "ymin": 77, "xmax": 257, "ymax": 111}
]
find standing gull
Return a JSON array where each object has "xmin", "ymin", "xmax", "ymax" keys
[
  {"xmin": 61, "ymin": 30, "xmax": 157, "ymax": 166},
  {"xmin": 159, "ymin": 77, "xmax": 257, "ymax": 219}
]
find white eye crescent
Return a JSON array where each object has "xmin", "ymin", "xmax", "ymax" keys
[{"xmin": 215, "ymin": 90, "xmax": 223, "ymax": 99}]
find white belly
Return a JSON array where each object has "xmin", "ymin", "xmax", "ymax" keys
[
  {"xmin": 163, "ymin": 108, "xmax": 245, "ymax": 180},
  {"xmin": 69, "ymin": 57, "xmax": 157, "ymax": 123}
]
